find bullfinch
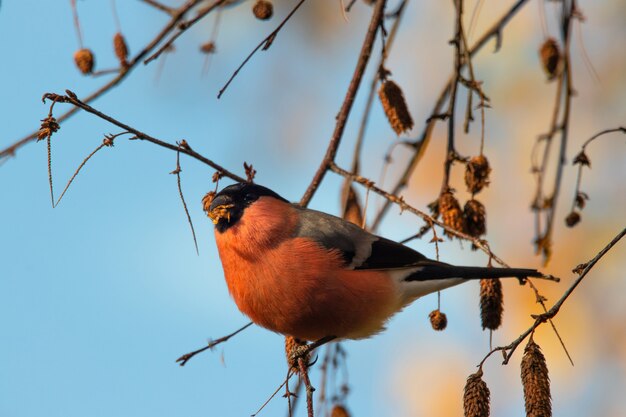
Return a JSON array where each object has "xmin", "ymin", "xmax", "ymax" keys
[{"xmin": 208, "ymin": 182, "xmax": 545, "ymax": 342}]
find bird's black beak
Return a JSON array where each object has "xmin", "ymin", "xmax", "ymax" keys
[{"xmin": 208, "ymin": 194, "xmax": 235, "ymax": 225}]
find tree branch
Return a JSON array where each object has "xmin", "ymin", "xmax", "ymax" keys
[{"xmin": 299, "ymin": 0, "xmax": 388, "ymax": 207}]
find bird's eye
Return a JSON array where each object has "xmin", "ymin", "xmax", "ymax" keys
[{"xmin": 243, "ymin": 193, "xmax": 256, "ymax": 203}]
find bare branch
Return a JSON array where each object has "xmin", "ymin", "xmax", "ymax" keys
[
  {"xmin": 144, "ymin": 0, "xmax": 231, "ymax": 65},
  {"xmin": 0, "ymin": 0, "xmax": 205, "ymax": 162},
  {"xmin": 176, "ymin": 322, "xmax": 253, "ymax": 366},
  {"xmin": 140, "ymin": 0, "xmax": 176, "ymax": 15},
  {"xmin": 217, "ymin": 0, "xmax": 308, "ymax": 99},
  {"xmin": 300, "ymin": 0, "xmax": 388, "ymax": 207},
  {"xmin": 41, "ymin": 91, "xmax": 246, "ymax": 182},
  {"xmin": 371, "ymin": 0, "xmax": 532, "ymax": 231},
  {"xmin": 479, "ymin": 226, "xmax": 626, "ymax": 367}
]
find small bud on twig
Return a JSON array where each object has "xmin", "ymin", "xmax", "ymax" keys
[
  {"xmin": 572, "ymin": 150, "xmax": 591, "ymax": 167},
  {"xmin": 200, "ymin": 41, "xmax": 216, "ymax": 54},
  {"xmin": 38, "ymin": 116, "xmax": 60, "ymax": 142}
]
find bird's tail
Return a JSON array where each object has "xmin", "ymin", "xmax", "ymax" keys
[{"xmin": 404, "ymin": 265, "xmax": 543, "ymax": 282}]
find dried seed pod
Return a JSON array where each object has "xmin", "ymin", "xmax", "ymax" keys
[
  {"xmin": 113, "ymin": 32, "xmax": 129, "ymax": 67},
  {"xmin": 74, "ymin": 48, "xmax": 95, "ymax": 74},
  {"xmin": 252, "ymin": 0, "xmax": 273, "ymax": 20},
  {"xmin": 429, "ymin": 309, "xmax": 447, "ymax": 331},
  {"xmin": 243, "ymin": 162, "xmax": 256, "ymax": 182},
  {"xmin": 37, "ymin": 116, "xmax": 60, "ymax": 141},
  {"xmin": 341, "ymin": 182, "xmax": 364, "ymax": 227},
  {"xmin": 479, "ymin": 278, "xmax": 503, "ymax": 330},
  {"xmin": 565, "ymin": 211, "xmax": 581, "ymax": 227},
  {"xmin": 439, "ymin": 191, "xmax": 464, "ymax": 237},
  {"xmin": 465, "ymin": 155, "xmax": 491, "ymax": 194},
  {"xmin": 200, "ymin": 41, "xmax": 216, "ymax": 54},
  {"xmin": 463, "ymin": 369, "xmax": 490, "ymax": 417},
  {"xmin": 285, "ymin": 336, "xmax": 309, "ymax": 373},
  {"xmin": 331, "ymin": 404, "xmax": 350, "ymax": 417},
  {"xmin": 521, "ymin": 339, "xmax": 552, "ymax": 417},
  {"xmin": 378, "ymin": 79, "xmax": 414, "ymax": 135},
  {"xmin": 464, "ymin": 199, "xmax": 486, "ymax": 237},
  {"xmin": 540, "ymin": 38, "xmax": 561, "ymax": 80}
]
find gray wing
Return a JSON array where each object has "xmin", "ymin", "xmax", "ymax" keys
[{"xmin": 292, "ymin": 207, "xmax": 428, "ymax": 270}]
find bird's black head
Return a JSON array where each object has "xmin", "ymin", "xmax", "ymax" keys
[{"xmin": 208, "ymin": 182, "xmax": 288, "ymax": 233}]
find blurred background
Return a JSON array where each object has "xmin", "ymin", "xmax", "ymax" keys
[{"xmin": 1, "ymin": 0, "xmax": 624, "ymax": 416}]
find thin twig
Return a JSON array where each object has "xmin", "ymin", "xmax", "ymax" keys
[
  {"xmin": 141, "ymin": 0, "xmax": 176, "ymax": 15},
  {"xmin": 0, "ymin": 0, "xmax": 205, "ymax": 162},
  {"xmin": 300, "ymin": 0, "xmax": 388, "ymax": 207},
  {"xmin": 533, "ymin": 0, "xmax": 577, "ymax": 264},
  {"xmin": 298, "ymin": 357, "xmax": 315, "ymax": 417},
  {"xmin": 371, "ymin": 0, "xmax": 532, "ymax": 231},
  {"xmin": 175, "ymin": 322, "xmax": 253, "ymax": 366},
  {"xmin": 568, "ymin": 127, "xmax": 625, "ymax": 213},
  {"xmin": 217, "ymin": 0, "xmax": 308, "ymax": 99},
  {"xmin": 42, "ymin": 91, "xmax": 246, "ymax": 182},
  {"xmin": 172, "ymin": 142, "xmax": 199, "ymax": 255},
  {"xmin": 55, "ymin": 133, "xmax": 126, "ymax": 207},
  {"xmin": 478, "ymin": 226, "xmax": 626, "ymax": 367},
  {"xmin": 349, "ymin": 0, "xmax": 408, "ymax": 176},
  {"xmin": 70, "ymin": 0, "xmax": 84, "ymax": 49},
  {"xmin": 440, "ymin": 0, "xmax": 464, "ymax": 194},
  {"xmin": 330, "ymin": 161, "xmax": 560, "ymax": 283},
  {"xmin": 144, "ymin": 0, "xmax": 230, "ymax": 65},
  {"xmin": 251, "ymin": 371, "xmax": 293, "ymax": 417}
]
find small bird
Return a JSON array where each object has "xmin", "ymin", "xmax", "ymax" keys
[{"xmin": 208, "ymin": 182, "xmax": 548, "ymax": 342}]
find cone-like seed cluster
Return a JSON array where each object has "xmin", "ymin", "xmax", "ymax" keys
[
  {"xmin": 464, "ymin": 199, "xmax": 486, "ymax": 237},
  {"xmin": 521, "ymin": 339, "xmax": 552, "ymax": 417},
  {"xmin": 378, "ymin": 80, "xmax": 414, "ymax": 135},
  {"xmin": 331, "ymin": 404, "xmax": 350, "ymax": 417},
  {"xmin": 479, "ymin": 278, "xmax": 503, "ymax": 330},
  {"xmin": 565, "ymin": 211, "xmax": 581, "ymax": 227},
  {"xmin": 429, "ymin": 309, "xmax": 447, "ymax": 331},
  {"xmin": 74, "ymin": 48, "xmax": 95, "ymax": 74},
  {"xmin": 463, "ymin": 369, "xmax": 490, "ymax": 417},
  {"xmin": 37, "ymin": 116, "xmax": 60, "ymax": 141},
  {"xmin": 439, "ymin": 192, "xmax": 464, "ymax": 237},
  {"xmin": 253, "ymin": 0, "xmax": 273, "ymax": 20},
  {"xmin": 540, "ymin": 38, "xmax": 561, "ymax": 80},
  {"xmin": 465, "ymin": 155, "xmax": 491, "ymax": 194},
  {"xmin": 284, "ymin": 336, "xmax": 309, "ymax": 373},
  {"xmin": 114, "ymin": 33, "xmax": 129, "ymax": 67}
]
